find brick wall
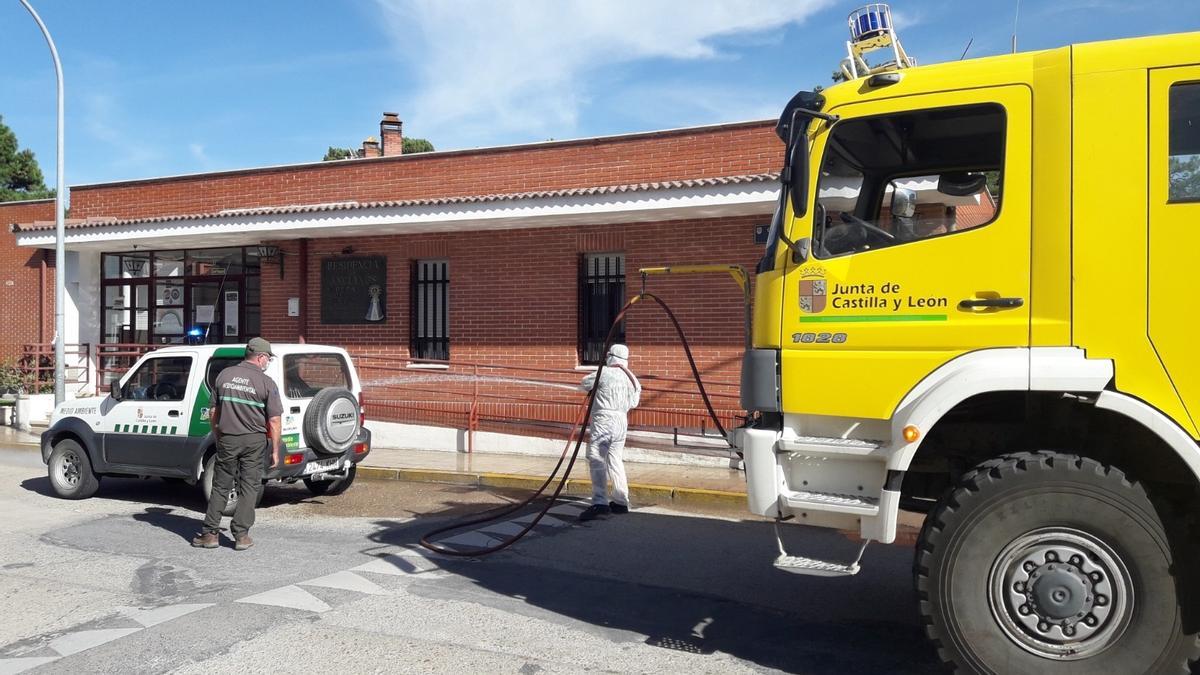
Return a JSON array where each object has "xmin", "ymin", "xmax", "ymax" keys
[
  {"xmin": 261, "ymin": 214, "xmax": 765, "ymax": 415},
  {"xmin": 68, "ymin": 122, "xmax": 779, "ymax": 220},
  {"xmin": 0, "ymin": 199, "xmax": 55, "ymax": 361}
]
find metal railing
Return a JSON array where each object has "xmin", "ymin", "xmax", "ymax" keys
[
  {"xmin": 95, "ymin": 343, "xmax": 156, "ymax": 390},
  {"xmin": 351, "ymin": 354, "xmax": 743, "ymax": 454},
  {"xmin": 19, "ymin": 343, "xmax": 90, "ymax": 394}
]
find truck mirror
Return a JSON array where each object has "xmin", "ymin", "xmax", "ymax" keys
[
  {"xmin": 890, "ymin": 185, "xmax": 917, "ymax": 218},
  {"xmin": 937, "ymin": 171, "xmax": 987, "ymax": 197},
  {"xmin": 109, "ymin": 381, "xmax": 123, "ymax": 401},
  {"xmin": 788, "ymin": 129, "xmax": 809, "ymax": 218}
]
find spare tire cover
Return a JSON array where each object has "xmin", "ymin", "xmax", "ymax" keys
[{"xmin": 303, "ymin": 387, "xmax": 361, "ymax": 455}]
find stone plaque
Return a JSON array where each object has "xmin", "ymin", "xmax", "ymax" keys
[{"xmin": 321, "ymin": 256, "xmax": 387, "ymax": 324}]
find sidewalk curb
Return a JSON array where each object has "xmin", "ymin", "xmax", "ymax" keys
[{"xmin": 358, "ymin": 465, "xmax": 747, "ymax": 508}]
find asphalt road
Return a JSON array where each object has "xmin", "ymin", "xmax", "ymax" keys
[{"xmin": 0, "ymin": 446, "xmax": 940, "ymax": 674}]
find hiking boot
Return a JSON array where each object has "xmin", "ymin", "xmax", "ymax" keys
[
  {"xmin": 191, "ymin": 532, "xmax": 219, "ymax": 549},
  {"xmin": 609, "ymin": 502, "xmax": 629, "ymax": 515},
  {"xmin": 234, "ymin": 535, "xmax": 254, "ymax": 551},
  {"xmin": 578, "ymin": 504, "xmax": 611, "ymax": 522}
]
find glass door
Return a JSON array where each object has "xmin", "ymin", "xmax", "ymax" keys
[{"xmin": 189, "ymin": 279, "xmax": 243, "ymax": 344}]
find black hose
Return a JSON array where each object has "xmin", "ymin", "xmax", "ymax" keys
[{"xmin": 419, "ymin": 292, "xmax": 731, "ymax": 557}]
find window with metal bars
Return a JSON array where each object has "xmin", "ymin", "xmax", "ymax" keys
[
  {"xmin": 578, "ymin": 253, "xmax": 626, "ymax": 365},
  {"xmin": 411, "ymin": 260, "xmax": 449, "ymax": 361}
]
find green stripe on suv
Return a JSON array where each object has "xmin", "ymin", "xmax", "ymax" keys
[{"xmin": 116, "ymin": 424, "xmax": 178, "ymax": 434}]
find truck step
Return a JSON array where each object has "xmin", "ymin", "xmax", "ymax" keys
[
  {"xmin": 773, "ymin": 553, "xmax": 862, "ymax": 577},
  {"xmin": 781, "ymin": 489, "xmax": 880, "ymax": 516},
  {"xmin": 772, "ymin": 524, "xmax": 870, "ymax": 578},
  {"xmin": 777, "ymin": 435, "xmax": 883, "ymax": 457}
]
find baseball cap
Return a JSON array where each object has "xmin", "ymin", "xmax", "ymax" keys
[{"xmin": 246, "ymin": 337, "xmax": 274, "ymax": 357}]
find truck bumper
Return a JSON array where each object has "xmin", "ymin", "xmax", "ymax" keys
[{"xmin": 733, "ymin": 425, "xmax": 784, "ymax": 516}]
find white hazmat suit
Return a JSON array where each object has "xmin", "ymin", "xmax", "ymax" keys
[{"xmin": 580, "ymin": 344, "xmax": 641, "ymax": 510}]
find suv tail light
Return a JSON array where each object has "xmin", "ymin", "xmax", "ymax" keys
[
  {"xmin": 359, "ymin": 392, "xmax": 366, "ymax": 427},
  {"xmin": 284, "ymin": 453, "xmax": 304, "ymax": 465}
]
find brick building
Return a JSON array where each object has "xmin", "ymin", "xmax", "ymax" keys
[
  {"xmin": 0, "ymin": 198, "xmax": 55, "ymax": 361},
  {"xmin": 5, "ymin": 117, "xmax": 785, "ymax": 437}
]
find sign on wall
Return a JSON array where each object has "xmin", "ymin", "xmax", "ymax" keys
[{"xmin": 321, "ymin": 256, "xmax": 387, "ymax": 324}]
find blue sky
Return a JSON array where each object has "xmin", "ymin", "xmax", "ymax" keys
[{"xmin": 1, "ymin": 1, "xmax": 1197, "ymax": 188}]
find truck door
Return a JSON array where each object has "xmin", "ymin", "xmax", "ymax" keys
[
  {"xmin": 1148, "ymin": 67, "xmax": 1200, "ymax": 434},
  {"xmin": 780, "ymin": 86, "xmax": 1032, "ymax": 420},
  {"xmin": 102, "ymin": 353, "xmax": 198, "ymax": 469}
]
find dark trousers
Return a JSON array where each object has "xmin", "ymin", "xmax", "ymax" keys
[{"xmin": 202, "ymin": 433, "xmax": 266, "ymax": 537}]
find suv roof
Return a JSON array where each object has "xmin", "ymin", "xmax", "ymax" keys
[{"xmin": 143, "ymin": 343, "xmax": 348, "ymax": 358}]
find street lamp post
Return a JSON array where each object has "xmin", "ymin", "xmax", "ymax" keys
[{"xmin": 19, "ymin": 0, "xmax": 67, "ymax": 405}]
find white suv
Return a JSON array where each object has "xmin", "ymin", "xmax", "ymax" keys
[{"xmin": 40, "ymin": 343, "xmax": 372, "ymax": 514}]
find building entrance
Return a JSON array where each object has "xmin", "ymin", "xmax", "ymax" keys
[{"xmin": 100, "ymin": 246, "xmax": 262, "ymax": 346}]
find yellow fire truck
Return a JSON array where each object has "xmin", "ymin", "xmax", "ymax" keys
[{"xmin": 735, "ymin": 5, "xmax": 1200, "ymax": 672}]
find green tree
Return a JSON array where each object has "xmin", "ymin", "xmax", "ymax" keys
[
  {"xmin": 1169, "ymin": 154, "xmax": 1200, "ymax": 201},
  {"xmin": 0, "ymin": 115, "xmax": 53, "ymax": 202},
  {"xmin": 322, "ymin": 146, "xmax": 356, "ymax": 161},
  {"xmin": 402, "ymin": 137, "xmax": 434, "ymax": 154}
]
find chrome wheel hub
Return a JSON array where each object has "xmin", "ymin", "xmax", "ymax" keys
[
  {"xmin": 989, "ymin": 528, "xmax": 1133, "ymax": 660},
  {"xmin": 57, "ymin": 450, "xmax": 81, "ymax": 487}
]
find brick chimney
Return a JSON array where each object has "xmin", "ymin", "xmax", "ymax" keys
[
  {"xmin": 361, "ymin": 136, "xmax": 381, "ymax": 158},
  {"xmin": 380, "ymin": 112, "xmax": 403, "ymax": 157}
]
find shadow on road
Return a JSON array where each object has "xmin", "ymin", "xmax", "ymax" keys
[
  {"xmin": 19, "ymin": 475, "xmax": 321, "ymax": 515},
  {"xmin": 362, "ymin": 502, "xmax": 943, "ymax": 674}
]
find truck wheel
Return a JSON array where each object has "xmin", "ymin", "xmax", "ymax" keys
[
  {"xmin": 303, "ymin": 388, "xmax": 361, "ymax": 455},
  {"xmin": 915, "ymin": 451, "xmax": 1200, "ymax": 674},
  {"xmin": 303, "ymin": 464, "xmax": 356, "ymax": 497},
  {"xmin": 200, "ymin": 454, "xmax": 264, "ymax": 517},
  {"xmin": 48, "ymin": 439, "xmax": 100, "ymax": 500}
]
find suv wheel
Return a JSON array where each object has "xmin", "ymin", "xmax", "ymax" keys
[
  {"xmin": 200, "ymin": 454, "xmax": 264, "ymax": 517},
  {"xmin": 48, "ymin": 439, "xmax": 100, "ymax": 500},
  {"xmin": 916, "ymin": 451, "xmax": 1200, "ymax": 673},
  {"xmin": 303, "ymin": 464, "xmax": 356, "ymax": 497}
]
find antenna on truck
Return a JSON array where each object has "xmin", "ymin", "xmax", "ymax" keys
[{"xmin": 1011, "ymin": 0, "xmax": 1021, "ymax": 53}]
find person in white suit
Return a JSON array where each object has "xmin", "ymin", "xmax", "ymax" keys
[{"xmin": 578, "ymin": 344, "xmax": 641, "ymax": 521}]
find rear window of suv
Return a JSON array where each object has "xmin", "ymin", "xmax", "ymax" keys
[{"xmin": 284, "ymin": 353, "xmax": 351, "ymax": 399}]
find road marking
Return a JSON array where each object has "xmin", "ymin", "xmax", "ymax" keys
[
  {"xmin": 0, "ymin": 657, "xmax": 60, "ymax": 675},
  {"xmin": 236, "ymin": 585, "xmax": 331, "ymax": 613},
  {"xmin": 547, "ymin": 503, "xmax": 586, "ymax": 518},
  {"xmin": 299, "ymin": 571, "xmax": 388, "ymax": 596},
  {"xmin": 438, "ymin": 531, "xmax": 501, "ymax": 550},
  {"xmin": 48, "ymin": 628, "xmax": 142, "ymax": 657},
  {"xmin": 481, "ymin": 520, "xmax": 529, "ymax": 537},
  {"xmin": 118, "ymin": 603, "xmax": 214, "ymax": 628}
]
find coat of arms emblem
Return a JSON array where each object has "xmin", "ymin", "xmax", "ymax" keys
[{"xmin": 799, "ymin": 279, "xmax": 827, "ymax": 314}]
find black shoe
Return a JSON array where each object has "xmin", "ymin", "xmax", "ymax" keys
[
  {"xmin": 578, "ymin": 504, "xmax": 611, "ymax": 522},
  {"xmin": 609, "ymin": 502, "xmax": 629, "ymax": 515}
]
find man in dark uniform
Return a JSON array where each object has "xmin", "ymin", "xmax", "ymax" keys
[{"xmin": 192, "ymin": 337, "xmax": 283, "ymax": 551}]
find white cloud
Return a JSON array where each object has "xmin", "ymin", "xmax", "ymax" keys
[
  {"xmin": 188, "ymin": 142, "xmax": 209, "ymax": 164},
  {"xmin": 373, "ymin": 0, "xmax": 832, "ymax": 147}
]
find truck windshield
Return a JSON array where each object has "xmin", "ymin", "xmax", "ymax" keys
[{"xmin": 812, "ymin": 102, "xmax": 1004, "ymax": 257}]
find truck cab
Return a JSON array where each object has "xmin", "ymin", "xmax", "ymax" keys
[{"xmin": 737, "ymin": 8, "xmax": 1200, "ymax": 672}]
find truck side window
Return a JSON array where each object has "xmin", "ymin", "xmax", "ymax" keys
[
  {"xmin": 813, "ymin": 103, "xmax": 1005, "ymax": 257},
  {"xmin": 121, "ymin": 357, "xmax": 192, "ymax": 402},
  {"xmin": 1169, "ymin": 82, "xmax": 1200, "ymax": 202}
]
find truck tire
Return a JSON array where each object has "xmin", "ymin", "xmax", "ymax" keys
[
  {"xmin": 303, "ymin": 464, "xmax": 356, "ymax": 497},
  {"xmin": 915, "ymin": 451, "xmax": 1200, "ymax": 674},
  {"xmin": 47, "ymin": 439, "xmax": 100, "ymax": 500},
  {"xmin": 200, "ymin": 454, "xmax": 264, "ymax": 518},
  {"xmin": 303, "ymin": 388, "xmax": 360, "ymax": 455}
]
